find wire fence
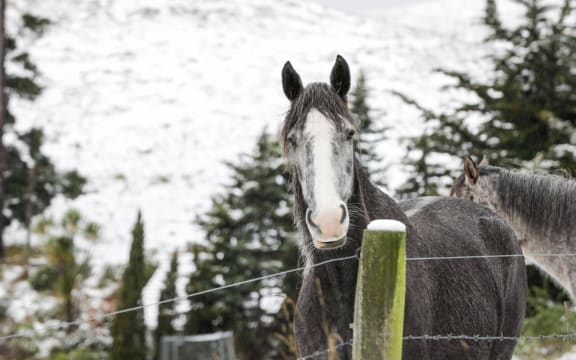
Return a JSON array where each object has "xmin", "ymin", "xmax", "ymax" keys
[
  {"xmin": 298, "ymin": 341, "xmax": 353, "ymax": 360},
  {"xmin": 297, "ymin": 333, "xmax": 576, "ymax": 359},
  {"xmin": 0, "ymin": 255, "xmax": 357, "ymax": 342},
  {"xmin": 3, "ymin": 251, "xmax": 576, "ymax": 352}
]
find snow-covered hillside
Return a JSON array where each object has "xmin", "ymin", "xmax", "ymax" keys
[{"xmin": 7, "ymin": 0, "xmax": 529, "ymax": 327}]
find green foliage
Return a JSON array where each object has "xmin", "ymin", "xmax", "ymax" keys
[
  {"xmin": 154, "ymin": 251, "xmax": 178, "ymax": 360},
  {"xmin": 30, "ymin": 210, "xmax": 97, "ymax": 324},
  {"xmin": 110, "ymin": 212, "xmax": 148, "ymax": 360},
  {"xmin": 3, "ymin": 243, "xmax": 41, "ymax": 265},
  {"xmin": 395, "ymin": 2, "xmax": 576, "ymax": 357},
  {"xmin": 30, "ymin": 265, "xmax": 58, "ymax": 291},
  {"xmin": 513, "ymin": 266, "xmax": 574, "ymax": 358},
  {"xmin": 48, "ymin": 350, "xmax": 108, "ymax": 360},
  {"xmin": 0, "ymin": 11, "xmax": 86, "ymax": 258},
  {"xmin": 0, "ymin": 299, "xmax": 7, "ymax": 321},
  {"xmin": 21, "ymin": 14, "xmax": 51, "ymax": 36},
  {"xmin": 184, "ymin": 129, "xmax": 299, "ymax": 359},
  {"xmin": 350, "ymin": 71, "xmax": 388, "ymax": 187},
  {"xmin": 397, "ymin": 0, "xmax": 576, "ymax": 197}
]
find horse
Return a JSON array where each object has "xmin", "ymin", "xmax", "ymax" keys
[
  {"xmin": 451, "ymin": 156, "xmax": 576, "ymax": 300},
  {"xmin": 280, "ymin": 55, "xmax": 527, "ymax": 360}
]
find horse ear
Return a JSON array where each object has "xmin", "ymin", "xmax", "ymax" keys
[
  {"xmin": 282, "ymin": 61, "xmax": 303, "ymax": 101},
  {"xmin": 479, "ymin": 155, "xmax": 490, "ymax": 166},
  {"xmin": 330, "ymin": 55, "xmax": 351, "ymax": 99},
  {"xmin": 464, "ymin": 156, "xmax": 479, "ymax": 185}
]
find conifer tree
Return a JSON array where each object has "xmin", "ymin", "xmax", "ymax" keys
[
  {"xmin": 350, "ymin": 71, "xmax": 388, "ymax": 187},
  {"xmin": 184, "ymin": 129, "xmax": 298, "ymax": 359},
  {"xmin": 0, "ymin": 8, "xmax": 85, "ymax": 258},
  {"xmin": 29, "ymin": 209, "xmax": 96, "ymax": 332},
  {"xmin": 154, "ymin": 251, "xmax": 178, "ymax": 360},
  {"xmin": 110, "ymin": 212, "xmax": 147, "ymax": 360},
  {"xmin": 0, "ymin": 0, "xmax": 6, "ymax": 259},
  {"xmin": 397, "ymin": 0, "xmax": 576, "ymax": 197}
]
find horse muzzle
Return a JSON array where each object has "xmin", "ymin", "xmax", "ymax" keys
[{"xmin": 306, "ymin": 205, "xmax": 349, "ymax": 249}]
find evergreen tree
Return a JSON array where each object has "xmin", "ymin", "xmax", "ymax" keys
[
  {"xmin": 396, "ymin": 1, "xmax": 576, "ymax": 354},
  {"xmin": 397, "ymin": 0, "xmax": 576, "ymax": 197},
  {"xmin": 350, "ymin": 71, "xmax": 388, "ymax": 187},
  {"xmin": 0, "ymin": 8, "xmax": 85, "ymax": 258},
  {"xmin": 0, "ymin": 0, "xmax": 6, "ymax": 259},
  {"xmin": 29, "ymin": 209, "xmax": 97, "ymax": 326},
  {"xmin": 110, "ymin": 212, "xmax": 147, "ymax": 360},
  {"xmin": 184, "ymin": 129, "xmax": 298, "ymax": 359},
  {"xmin": 154, "ymin": 251, "xmax": 178, "ymax": 360}
]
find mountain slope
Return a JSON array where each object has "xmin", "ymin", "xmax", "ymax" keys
[{"xmin": 9, "ymin": 0, "xmax": 518, "ymax": 326}]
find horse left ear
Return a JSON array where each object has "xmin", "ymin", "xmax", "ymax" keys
[
  {"xmin": 464, "ymin": 156, "xmax": 479, "ymax": 185},
  {"xmin": 330, "ymin": 55, "xmax": 351, "ymax": 99}
]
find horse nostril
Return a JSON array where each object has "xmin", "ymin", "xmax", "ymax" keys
[
  {"xmin": 307, "ymin": 209, "xmax": 319, "ymax": 229},
  {"xmin": 340, "ymin": 204, "xmax": 347, "ymax": 224}
]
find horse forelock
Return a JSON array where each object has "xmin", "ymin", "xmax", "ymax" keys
[
  {"xmin": 280, "ymin": 83, "xmax": 356, "ymax": 155},
  {"xmin": 497, "ymin": 169, "xmax": 576, "ymax": 237}
]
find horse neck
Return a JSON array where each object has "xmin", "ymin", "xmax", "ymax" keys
[{"xmin": 492, "ymin": 169, "xmax": 576, "ymax": 246}]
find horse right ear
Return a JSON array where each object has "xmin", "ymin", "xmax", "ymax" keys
[
  {"xmin": 282, "ymin": 61, "xmax": 303, "ymax": 101},
  {"xmin": 464, "ymin": 156, "xmax": 479, "ymax": 185}
]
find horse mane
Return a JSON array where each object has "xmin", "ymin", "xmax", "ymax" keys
[{"xmin": 496, "ymin": 168, "xmax": 576, "ymax": 237}]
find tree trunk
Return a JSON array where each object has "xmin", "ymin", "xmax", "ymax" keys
[
  {"xmin": 65, "ymin": 295, "xmax": 74, "ymax": 333},
  {"xmin": 23, "ymin": 165, "xmax": 37, "ymax": 276},
  {"xmin": 0, "ymin": 0, "xmax": 6, "ymax": 260}
]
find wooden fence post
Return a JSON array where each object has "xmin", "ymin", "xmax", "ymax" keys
[{"xmin": 353, "ymin": 219, "xmax": 406, "ymax": 360}]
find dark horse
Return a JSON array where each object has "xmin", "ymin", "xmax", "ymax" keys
[{"xmin": 280, "ymin": 56, "xmax": 527, "ymax": 359}]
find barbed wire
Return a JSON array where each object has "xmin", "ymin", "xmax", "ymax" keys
[
  {"xmin": 407, "ymin": 252, "xmax": 576, "ymax": 261},
  {"xmin": 298, "ymin": 341, "xmax": 352, "ymax": 360},
  {"xmin": 404, "ymin": 333, "xmax": 576, "ymax": 342},
  {"xmin": 296, "ymin": 332, "xmax": 576, "ymax": 359},
  {"xmin": 4, "ymin": 250, "xmax": 576, "ymax": 343},
  {"xmin": 0, "ymin": 255, "xmax": 358, "ymax": 342}
]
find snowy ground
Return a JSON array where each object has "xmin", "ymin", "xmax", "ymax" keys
[{"xmin": 4, "ymin": 2, "xmax": 571, "ymax": 356}]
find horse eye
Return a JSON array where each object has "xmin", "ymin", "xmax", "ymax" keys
[
  {"xmin": 288, "ymin": 135, "xmax": 297, "ymax": 148},
  {"xmin": 346, "ymin": 129, "xmax": 356, "ymax": 141}
]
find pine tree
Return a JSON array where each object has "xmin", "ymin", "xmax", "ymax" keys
[
  {"xmin": 350, "ymin": 71, "xmax": 388, "ymax": 187},
  {"xmin": 0, "ymin": 0, "xmax": 6, "ymax": 259},
  {"xmin": 110, "ymin": 212, "xmax": 147, "ymax": 360},
  {"xmin": 184, "ymin": 129, "xmax": 298, "ymax": 359},
  {"xmin": 0, "ymin": 9, "xmax": 85, "ymax": 258},
  {"xmin": 397, "ymin": 0, "xmax": 576, "ymax": 197},
  {"xmin": 154, "ymin": 251, "xmax": 178, "ymax": 360},
  {"xmin": 396, "ymin": 1, "xmax": 576, "ymax": 353}
]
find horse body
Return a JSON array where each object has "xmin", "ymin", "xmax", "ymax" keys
[
  {"xmin": 281, "ymin": 56, "xmax": 526, "ymax": 359},
  {"xmin": 295, "ymin": 171, "xmax": 525, "ymax": 359},
  {"xmin": 452, "ymin": 157, "xmax": 576, "ymax": 300}
]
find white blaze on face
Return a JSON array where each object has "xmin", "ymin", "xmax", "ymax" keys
[{"xmin": 304, "ymin": 108, "xmax": 347, "ymax": 244}]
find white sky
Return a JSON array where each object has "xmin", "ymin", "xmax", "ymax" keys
[{"xmin": 315, "ymin": 0, "xmax": 438, "ymax": 12}]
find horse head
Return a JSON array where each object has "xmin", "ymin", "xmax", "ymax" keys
[
  {"xmin": 280, "ymin": 55, "xmax": 359, "ymax": 250},
  {"xmin": 450, "ymin": 156, "xmax": 501, "ymax": 210}
]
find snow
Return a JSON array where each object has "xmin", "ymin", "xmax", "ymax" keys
[
  {"xmin": 9, "ymin": 0, "xmax": 497, "ymax": 270},
  {"xmin": 5, "ymin": 0, "xmax": 513, "ymax": 329},
  {"xmin": 367, "ymin": 219, "xmax": 406, "ymax": 232},
  {"xmin": 0, "ymin": 1, "xmax": 568, "ymax": 355}
]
